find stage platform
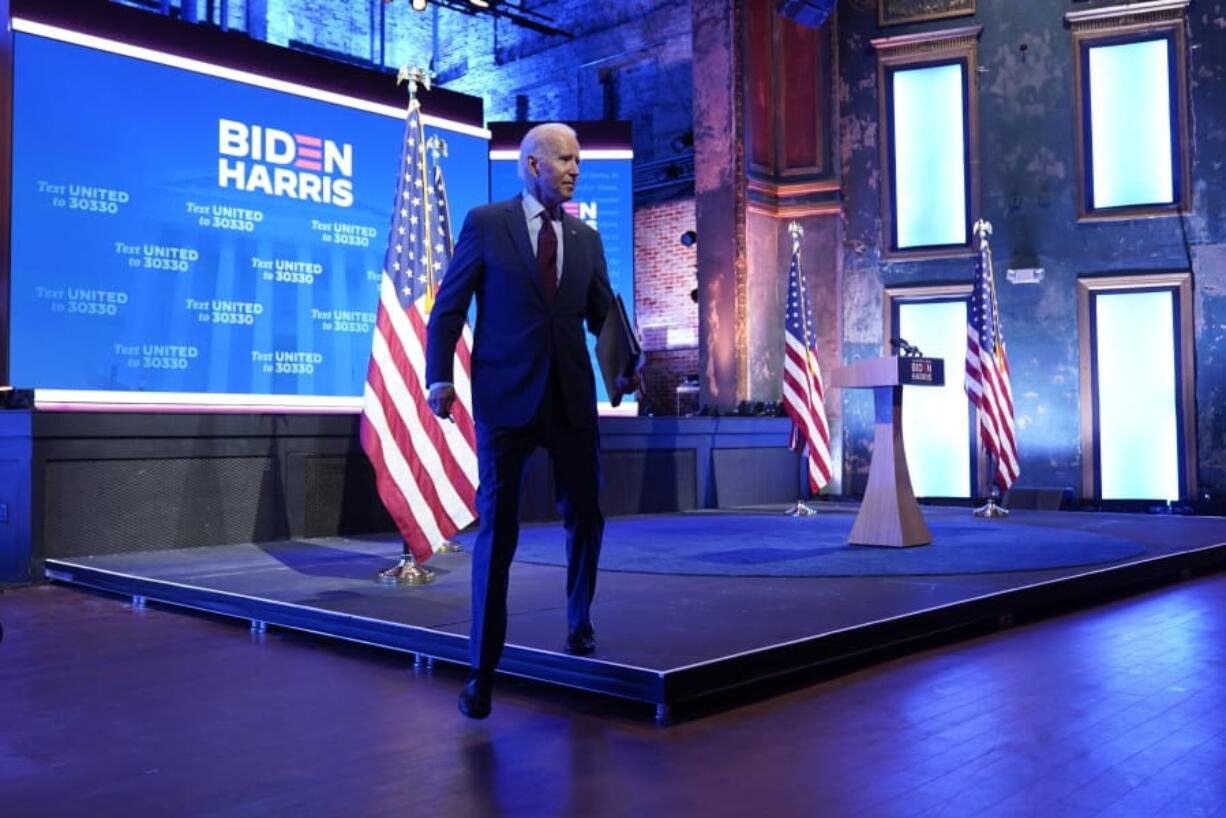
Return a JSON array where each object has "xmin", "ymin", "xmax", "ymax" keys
[{"xmin": 44, "ymin": 505, "xmax": 1226, "ymax": 720}]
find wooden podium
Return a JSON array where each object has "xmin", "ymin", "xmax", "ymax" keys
[{"xmin": 830, "ymin": 356, "xmax": 944, "ymax": 547}]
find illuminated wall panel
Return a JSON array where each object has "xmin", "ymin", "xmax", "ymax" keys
[{"xmin": 899, "ymin": 299, "xmax": 971, "ymax": 498}]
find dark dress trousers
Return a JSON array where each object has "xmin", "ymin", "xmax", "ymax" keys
[{"xmin": 425, "ymin": 195, "xmax": 614, "ymax": 673}]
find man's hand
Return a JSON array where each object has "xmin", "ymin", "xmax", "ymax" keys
[
  {"xmin": 614, "ymin": 370, "xmax": 642, "ymax": 396},
  {"xmin": 428, "ymin": 383, "xmax": 457, "ymax": 419}
]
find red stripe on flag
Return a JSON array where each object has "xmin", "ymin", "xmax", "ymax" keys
[
  {"xmin": 358, "ymin": 414, "xmax": 433, "ymax": 562},
  {"xmin": 784, "ymin": 344, "xmax": 830, "ymax": 448},
  {"xmin": 405, "ymin": 305, "xmax": 477, "ymax": 470},
  {"xmin": 361, "ymin": 101, "xmax": 478, "ymax": 562},
  {"xmin": 375, "ymin": 309, "xmax": 477, "ymax": 515},
  {"xmin": 376, "ymin": 308, "xmax": 476, "ymax": 508},
  {"xmin": 783, "ymin": 336, "xmax": 832, "ymax": 491},
  {"xmin": 365, "ymin": 354, "xmax": 461, "ymax": 540},
  {"xmin": 973, "ymin": 348, "xmax": 1019, "ymax": 490}
]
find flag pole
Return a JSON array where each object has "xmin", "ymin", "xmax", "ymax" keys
[
  {"xmin": 424, "ymin": 132, "xmax": 462, "ymax": 554},
  {"xmin": 377, "ymin": 63, "xmax": 439, "ymax": 586},
  {"xmin": 785, "ymin": 221, "xmax": 819, "ymax": 517},
  {"xmin": 972, "ymin": 219, "xmax": 1008, "ymax": 519}
]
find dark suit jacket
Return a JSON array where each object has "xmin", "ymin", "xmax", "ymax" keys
[{"xmin": 425, "ymin": 195, "xmax": 614, "ymax": 429}]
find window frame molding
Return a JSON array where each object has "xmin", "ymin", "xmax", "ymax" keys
[
  {"xmin": 1067, "ymin": 0, "xmax": 1192, "ymax": 222},
  {"xmin": 871, "ymin": 25, "xmax": 982, "ymax": 262},
  {"xmin": 1076, "ymin": 272, "xmax": 1196, "ymax": 501},
  {"xmin": 882, "ymin": 283, "xmax": 972, "ymax": 354}
]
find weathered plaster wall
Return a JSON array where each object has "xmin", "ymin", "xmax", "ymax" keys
[
  {"xmin": 838, "ymin": 0, "xmax": 1226, "ymax": 505},
  {"xmin": 692, "ymin": 0, "xmax": 744, "ymax": 410},
  {"xmin": 1188, "ymin": 8, "xmax": 1226, "ymax": 505}
]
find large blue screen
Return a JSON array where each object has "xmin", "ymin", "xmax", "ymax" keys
[{"xmin": 9, "ymin": 31, "xmax": 488, "ymax": 404}]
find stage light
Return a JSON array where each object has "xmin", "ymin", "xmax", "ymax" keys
[
  {"xmin": 775, "ymin": 0, "xmax": 837, "ymax": 27},
  {"xmin": 680, "ymin": 230, "xmax": 697, "ymax": 247},
  {"xmin": 383, "ymin": 0, "xmax": 570, "ymax": 38}
]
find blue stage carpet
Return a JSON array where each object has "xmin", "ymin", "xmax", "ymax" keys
[{"xmin": 473, "ymin": 510, "xmax": 1148, "ymax": 577}]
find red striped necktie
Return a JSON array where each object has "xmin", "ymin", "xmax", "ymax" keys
[{"xmin": 537, "ymin": 208, "xmax": 557, "ymax": 302}]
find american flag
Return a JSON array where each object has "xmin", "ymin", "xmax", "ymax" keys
[
  {"xmin": 781, "ymin": 227, "xmax": 832, "ymax": 493},
  {"xmin": 964, "ymin": 221, "xmax": 1020, "ymax": 491},
  {"xmin": 359, "ymin": 98, "xmax": 478, "ymax": 563}
]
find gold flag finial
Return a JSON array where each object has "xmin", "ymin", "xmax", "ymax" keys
[
  {"xmin": 788, "ymin": 220, "xmax": 804, "ymax": 253},
  {"xmin": 426, "ymin": 134, "xmax": 449, "ymax": 161},
  {"xmin": 973, "ymin": 218, "xmax": 993, "ymax": 249},
  {"xmin": 397, "ymin": 65, "xmax": 433, "ymax": 100}
]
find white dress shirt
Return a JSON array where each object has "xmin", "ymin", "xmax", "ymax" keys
[{"xmin": 522, "ymin": 190, "xmax": 564, "ymax": 285}]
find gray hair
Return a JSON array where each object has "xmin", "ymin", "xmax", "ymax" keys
[{"xmin": 517, "ymin": 122, "xmax": 578, "ymax": 183}]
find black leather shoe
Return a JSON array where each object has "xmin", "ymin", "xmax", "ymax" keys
[
  {"xmin": 564, "ymin": 628, "xmax": 596, "ymax": 656},
  {"xmin": 458, "ymin": 673, "xmax": 492, "ymax": 719}
]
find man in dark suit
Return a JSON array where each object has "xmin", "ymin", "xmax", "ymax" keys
[{"xmin": 425, "ymin": 123, "xmax": 634, "ymax": 719}]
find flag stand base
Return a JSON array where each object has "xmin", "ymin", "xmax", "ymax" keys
[
  {"xmin": 973, "ymin": 498, "xmax": 1009, "ymax": 519},
  {"xmin": 785, "ymin": 501, "xmax": 819, "ymax": 517},
  {"xmin": 378, "ymin": 554, "xmax": 435, "ymax": 585},
  {"xmin": 435, "ymin": 539, "xmax": 463, "ymax": 553}
]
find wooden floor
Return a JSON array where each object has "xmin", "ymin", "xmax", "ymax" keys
[{"xmin": 2, "ymin": 576, "xmax": 1225, "ymax": 818}]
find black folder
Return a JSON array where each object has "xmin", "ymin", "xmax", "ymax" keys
[{"xmin": 595, "ymin": 294, "xmax": 642, "ymax": 407}]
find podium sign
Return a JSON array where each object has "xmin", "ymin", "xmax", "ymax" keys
[{"xmin": 831, "ymin": 356, "xmax": 945, "ymax": 547}]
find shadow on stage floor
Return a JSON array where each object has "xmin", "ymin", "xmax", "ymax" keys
[{"xmin": 43, "ymin": 504, "xmax": 1226, "ymax": 720}]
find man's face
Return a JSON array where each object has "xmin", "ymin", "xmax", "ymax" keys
[{"xmin": 528, "ymin": 129, "xmax": 580, "ymax": 208}]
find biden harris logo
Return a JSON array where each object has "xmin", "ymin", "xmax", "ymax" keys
[
  {"xmin": 217, "ymin": 119, "xmax": 354, "ymax": 208},
  {"xmin": 562, "ymin": 200, "xmax": 598, "ymax": 230}
]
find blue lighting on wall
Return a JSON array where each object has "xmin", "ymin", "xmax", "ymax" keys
[
  {"xmin": 891, "ymin": 63, "xmax": 967, "ymax": 249},
  {"xmin": 1088, "ymin": 38, "xmax": 1174, "ymax": 209}
]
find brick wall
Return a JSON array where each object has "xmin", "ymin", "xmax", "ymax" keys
[
  {"xmin": 635, "ymin": 198, "xmax": 697, "ymax": 351},
  {"xmin": 279, "ymin": 0, "xmax": 368, "ymax": 57},
  {"xmin": 639, "ymin": 347, "xmax": 700, "ymax": 416},
  {"xmin": 634, "ymin": 198, "xmax": 699, "ymax": 415},
  {"xmin": 111, "ymin": 0, "xmax": 433, "ymax": 62},
  {"xmin": 433, "ymin": 0, "xmax": 694, "ymax": 165}
]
